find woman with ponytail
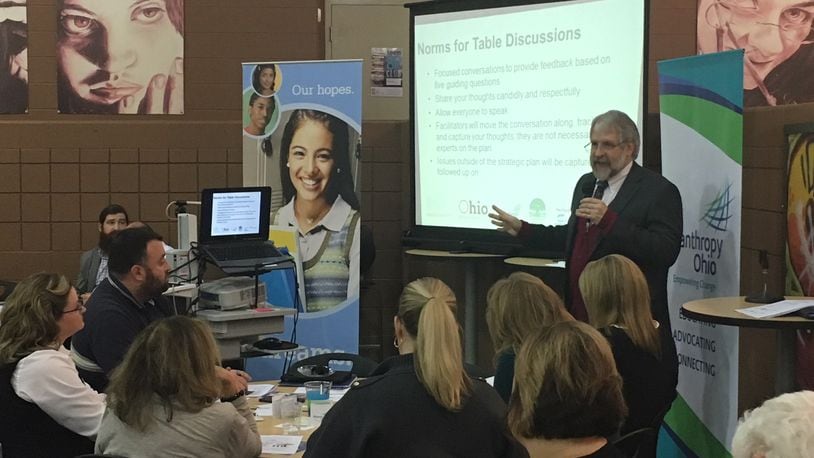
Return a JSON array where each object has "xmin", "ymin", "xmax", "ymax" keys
[{"xmin": 305, "ymin": 277, "xmax": 523, "ymax": 458}]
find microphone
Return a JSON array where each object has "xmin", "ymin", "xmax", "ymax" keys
[
  {"xmin": 584, "ymin": 179, "xmax": 608, "ymax": 231},
  {"xmin": 745, "ymin": 249, "xmax": 784, "ymax": 303},
  {"xmin": 581, "ymin": 181, "xmax": 593, "ymax": 197}
]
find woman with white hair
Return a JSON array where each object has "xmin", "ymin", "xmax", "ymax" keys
[{"xmin": 731, "ymin": 390, "xmax": 814, "ymax": 458}]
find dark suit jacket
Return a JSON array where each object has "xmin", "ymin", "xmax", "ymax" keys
[
  {"xmin": 76, "ymin": 247, "xmax": 102, "ymax": 294},
  {"xmin": 522, "ymin": 163, "xmax": 683, "ymax": 329}
]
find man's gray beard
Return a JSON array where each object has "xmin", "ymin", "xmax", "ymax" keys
[{"xmin": 592, "ymin": 165, "xmax": 610, "ymax": 182}]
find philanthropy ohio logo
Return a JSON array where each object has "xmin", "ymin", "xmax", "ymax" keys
[{"xmin": 700, "ymin": 182, "xmax": 734, "ymax": 232}]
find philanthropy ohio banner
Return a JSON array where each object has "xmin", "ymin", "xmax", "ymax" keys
[
  {"xmin": 659, "ymin": 50, "xmax": 743, "ymax": 457},
  {"xmin": 241, "ymin": 60, "xmax": 363, "ymax": 379}
]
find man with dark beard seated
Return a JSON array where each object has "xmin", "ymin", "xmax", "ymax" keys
[
  {"xmin": 70, "ymin": 227, "xmax": 175, "ymax": 392},
  {"xmin": 76, "ymin": 204, "xmax": 129, "ymax": 301}
]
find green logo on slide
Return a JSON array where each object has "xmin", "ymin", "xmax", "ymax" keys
[{"xmin": 529, "ymin": 199, "xmax": 546, "ymax": 218}]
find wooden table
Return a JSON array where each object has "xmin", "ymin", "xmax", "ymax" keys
[
  {"xmin": 405, "ymin": 249, "xmax": 505, "ymax": 364},
  {"xmin": 503, "ymin": 257, "xmax": 563, "ymax": 268},
  {"xmin": 681, "ymin": 296, "xmax": 814, "ymax": 394}
]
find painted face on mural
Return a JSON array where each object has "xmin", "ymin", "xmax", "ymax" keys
[
  {"xmin": 0, "ymin": 2, "xmax": 28, "ymax": 84},
  {"xmin": 56, "ymin": 0, "xmax": 183, "ymax": 113},
  {"xmin": 702, "ymin": 0, "xmax": 814, "ymax": 90}
]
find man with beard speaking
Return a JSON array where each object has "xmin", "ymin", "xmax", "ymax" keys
[
  {"xmin": 71, "ymin": 227, "xmax": 176, "ymax": 392},
  {"xmin": 76, "ymin": 204, "xmax": 129, "ymax": 301},
  {"xmin": 489, "ymin": 110, "xmax": 683, "ymax": 333}
]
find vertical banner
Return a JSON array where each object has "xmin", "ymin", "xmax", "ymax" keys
[
  {"xmin": 0, "ymin": 0, "xmax": 27, "ymax": 114},
  {"xmin": 242, "ymin": 60, "xmax": 362, "ymax": 379},
  {"xmin": 785, "ymin": 128, "xmax": 814, "ymax": 389},
  {"xmin": 659, "ymin": 50, "xmax": 743, "ymax": 457},
  {"xmin": 56, "ymin": 0, "xmax": 185, "ymax": 114}
]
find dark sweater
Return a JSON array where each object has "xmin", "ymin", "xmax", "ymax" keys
[
  {"xmin": 0, "ymin": 360, "xmax": 94, "ymax": 458},
  {"xmin": 71, "ymin": 276, "xmax": 173, "ymax": 392},
  {"xmin": 304, "ymin": 354, "xmax": 526, "ymax": 458},
  {"xmin": 493, "ymin": 349, "xmax": 516, "ymax": 404},
  {"xmin": 604, "ymin": 326, "xmax": 678, "ymax": 433}
]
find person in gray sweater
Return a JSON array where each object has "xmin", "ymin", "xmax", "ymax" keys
[{"xmin": 95, "ymin": 316, "xmax": 260, "ymax": 458}]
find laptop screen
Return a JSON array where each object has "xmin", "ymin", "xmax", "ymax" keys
[{"xmin": 199, "ymin": 187, "xmax": 271, "ymax": 243}]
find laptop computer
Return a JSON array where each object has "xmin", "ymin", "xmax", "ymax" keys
[{"xmin": 198, "ymin": 187, "xmax": 293, "ymax": 274}]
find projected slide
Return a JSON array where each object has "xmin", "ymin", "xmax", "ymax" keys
[{"xmin": 414, "ymin": 0, "xmax": 644, "ymax": 230}]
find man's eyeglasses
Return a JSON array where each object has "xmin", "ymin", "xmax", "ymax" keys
[
  {"xmin": 584, "ymin": 140, "xmax": 627, "ymax": 153},
  {"xmin": 61, "ymin": 297, "xmax": 86, "ymax": 314}
]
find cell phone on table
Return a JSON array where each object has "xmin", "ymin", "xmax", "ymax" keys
[{"xmin": 259, "ymin": 394, "xmax": 275, "ymax": 403}]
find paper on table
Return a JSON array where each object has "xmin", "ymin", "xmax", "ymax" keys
[
  {"xmin": 255, "ymin": 405, "xmax": 275, "ymax": 417},
  {"xmin": 736, "ymin": 300, "xmax": 814, "ymax": 319},
  {"xmin": 261, "ymin": 435, "xmax": 303, "ymax": 455},
  {"xmin": 246, "ymin": 384, "xmax": 276, "ymax": 397}
]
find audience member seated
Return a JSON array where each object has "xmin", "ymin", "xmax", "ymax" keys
[
  {"xmin": 486, "ymin": 271, "xmax": 573, "ymax": 403},
  {"xmin": 305, "ymin": 277, "xmax": 525, "ymax": 458},
  {"xmin": 509, "ymin": 321, "xmax": 627, "ymax": 458},
  {"xmin": 76, "ymin": 204, "xmax": 129, "ymax": 299},
  {"xmin": 731, "ymin": 390, "xmax": 814, "ymax": 458},
  {"xmin": 71, "ymin": 227, "xmax": 176, "ymax": 392},
  {"xmin": 579, "ymin": 254, "xmax": 678, "ymax": 434},
  {"xmin": 0, "ymin": 272, "xmax": 106, "ymax": 458},
  {"xmin": 95, "ymin": 316, "xmax": 261, "ymax": 457}
]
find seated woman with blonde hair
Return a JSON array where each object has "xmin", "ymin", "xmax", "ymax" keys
[
  {"xmin": 486, "ymin": 271, "xmax": 572, "ymax": 403},
  {"xmin": 305, "ymin": 277, "xmax": 524, "ymax": 457},
  {"xmin": 95, "ymin": 316, "xmax": 261, "ymax": 458},
  {"xmin": 509, "ymin": 321, "xmax": 627, "ymax": 458},
  {"xmin": 579, "ymin": 254, "xmax": 678, "ymax": 435},
  {"xmin": 0, "ymin": 272, "xmax": 106, "ymax": 458}
]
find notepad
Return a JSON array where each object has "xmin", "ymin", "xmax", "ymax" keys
[
  {"xmin": 246, "ymin": 383, "xmax": 276, "ymax": 398},
  {"xmin": 736, "ymin": 300, "xmax": 814, "ymax": 319},
  {"xmin": 261, "ymin": 435, "xmax": 302, "ymax": 455}
]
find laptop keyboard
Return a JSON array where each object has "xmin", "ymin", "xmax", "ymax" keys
[{"xmin": 206, "ymin": 243, "xmax": 280, "ymax": 261}]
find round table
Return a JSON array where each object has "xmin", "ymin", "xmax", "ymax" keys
[
  {"xmin": 681, "ymin": 296, "xmax": 814, "ymax": 394},
  {"xmin": 405, "ymin": 249, "xmax": 505, "ymax": 364},
  {"xmin": 503, "ymin": 257, "xmax": 564, "ymax": 268}
]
